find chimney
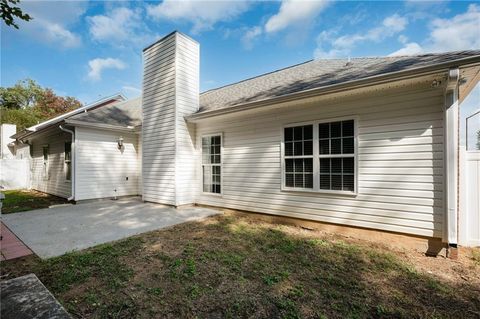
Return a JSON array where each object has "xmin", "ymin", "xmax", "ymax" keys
[{"xmin": 142, "ymin": 31, "xmax": 199, "ymax": 206}]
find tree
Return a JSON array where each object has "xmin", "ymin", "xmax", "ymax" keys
[
  {"xmin": 1, "ymin": 107, "xmax": 40, "ymax": 130},
  {"xmin": 0, "ymin": 79, "xmax": 82, "ymax": 131},
  {"xmin": 0, "ymin": 0, "xmax": 32, "ymax": 29},
  {"xmin": 35, "ymin": 89, "xmax": 82, "ymax": 118},
  {"xmin": 0, "ymin": 78, "xmax": 43, "ymax": 109}
]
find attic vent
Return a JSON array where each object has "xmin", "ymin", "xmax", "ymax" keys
[{"xmin": 345, "ymin": 57, "xmax": 352, "ymax": 67}]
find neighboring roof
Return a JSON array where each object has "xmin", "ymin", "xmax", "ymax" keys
[
  {"xmin": 11, "ymin": 93, "xmax": 125, "ymax": 139},
  {"xmin": 197, "ymin": 50, "xmax": 480, "ymax": 115},
  {"xmin": 67, "ymin": 97, "xmax": 142, "ymax": 128}
]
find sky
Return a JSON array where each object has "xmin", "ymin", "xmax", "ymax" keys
[{"xmin": 1, "ymin": 0, "xmax": 479, "ymax": 145}]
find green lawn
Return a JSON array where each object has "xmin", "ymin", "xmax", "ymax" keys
[
  {"xmin": 1, "ymin": 189, "xmax": 68, "ymax": 214},
  {"xmin": 1, "ymin": 213, "xmax": 479, "ymax": 318}
]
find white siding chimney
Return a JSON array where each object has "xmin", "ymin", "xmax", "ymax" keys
[{"xmin": 142, "ymin": 31, "xmax": 199, "ymax": 206}]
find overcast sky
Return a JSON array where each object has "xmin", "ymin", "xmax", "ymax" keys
[{"xmin": 1, "ymin": 0, "xmax": 479, "ymax": 145}]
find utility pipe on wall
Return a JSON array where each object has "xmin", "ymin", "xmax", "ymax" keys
[{"xmin": 59, "ymin": 125, "xmax": 75, "ymax": 201}]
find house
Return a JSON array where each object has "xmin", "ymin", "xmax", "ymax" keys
[
  {"xmin": 10, "ymin": 93, "xmax": 129, "ymax": 198},
  {"xmin": 9, "ymin": 31, "xmax": 480, "ymax": 252}
]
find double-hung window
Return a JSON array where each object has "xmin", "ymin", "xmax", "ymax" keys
[
  {"xmin": 202, "ymin": 135, "xmax": 221, "ymax": 194},
  {"xmin": 318, "ymin": 120, "xmax": 355, "ymax": 192},
  {"xmin": 283, "ymin": 119, "xmax": 356, "ymax": 193},
  {"xmin": 42, "ymin": 145, "xmax": 49, "ymax": 181},
  {"xmin": 284, "ymin": 125, "xmax": 314, "ymax": 188},
  {"xmin": 65, "ymin": 142, "xmax": 72, "ymax": 181}
]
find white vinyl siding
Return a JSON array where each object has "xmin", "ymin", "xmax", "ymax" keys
[
  {"xmin": 142, "ymin": 33, "xmax": 177, "ymax": 205},
  {"xmin": 75, "ymin": 127, "xmax": 140, "ymax": 201},
  {"xmin": 30, "ymin": 126, "xmax": 71, "ymax": 198},
  {"xmin": 196, "ymin": 84, "xmax": 445, "ymax": 238},
  {"xmin": 175, "ymin": 33, "xmax": 200, "ymax": 205},
  {"xmin": 142, "ymin": 32, "xmax": 199, "ymax": 206}
]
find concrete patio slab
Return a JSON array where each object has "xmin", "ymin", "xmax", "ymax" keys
[
  {"xmin": 2, "ymin": 198, "xmax": 221, "ymax": 258},
  {"xmin": 1, "ymin": 274, "xmax": 71, "ymax": 319}
]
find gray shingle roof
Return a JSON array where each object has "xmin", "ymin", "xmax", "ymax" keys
[
  {"xmin": 198, "ymin": 50, "xmax": 480, "ymax": 114},
  {"xmin": 69, "ymin": 97, "xmax": 141, "ymax": 127}
]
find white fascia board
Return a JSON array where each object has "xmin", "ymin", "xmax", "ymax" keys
[{"xmin": 65, "ymin": 119, "xmax": 137, "ymax": 133}]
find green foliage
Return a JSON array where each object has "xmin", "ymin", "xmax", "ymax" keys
[
  {"xmin": 0, "ymin": 78, "xmax": 42, "ymax": 109},
  {"xmin": 0, "ymin": 0, "xmax": 32, "ymax": 29},
  {"xmin": 0, "ymin": 107, "xmax": 40, "ymax": 131},
  {"xmin": 472, "ymin": 249, "xmax": 480, "ymax": 266},
  {"xmin": 0, "ymin": 78, "xmax": 82, "ymax": 131}
]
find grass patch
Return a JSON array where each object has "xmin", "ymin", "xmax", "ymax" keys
[
  {"xmin": 471, "ymin": 249, "xmax": 480, "ymax": 266},
  {"xmin": 1, "ymin": 213, "xmax": 479, "ymax": 318},
  {"xmin": 1, "ymin": 189, "xmax": 68, "ymax": 214}
]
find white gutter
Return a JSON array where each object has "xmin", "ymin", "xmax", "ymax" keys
[
  {"xmin": 59, "ymin": 125, "xmax": 75, "ymax": 201},
  {"xmin": 64, "ymin": 119, "xmax": 137, "ymax": 133},
  {"xmin": 444, "ymin": 68, "xmax": 460, "ymax": 247}
]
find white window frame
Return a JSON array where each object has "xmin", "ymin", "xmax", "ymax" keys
[
  {"xmin": 42, "ymin": 144, "xmax": 49, "ymax": 181},
  {"xmin": 281, "ymin": 116, "xmax": 358, "ymax": 196},
  {"xmin": 64, "ymin": 142, "xmax": 72, "ymax": 182},
  {"xmin": 201, "ymin": 132, "xmax": 223, "ymax": 196}
]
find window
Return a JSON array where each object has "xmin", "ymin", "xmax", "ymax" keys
[
  {"xmin": 283, "ymin": 119, "xmax": 356, "ymax": 193},
  {"xmin": 202, "ymin": 135, "xmax": 221, "ymax": 194},
  {"xmin": 65, "ymin": 142, "xmax": 71, "ymax": 181},
  {"xmin": 284, "ymin": 125, "xmax": 313, "ymax": 189},
  {"xmin": 318, "ymin": 120, "xmax": 355, "ymax": 192},
  {"xmin": 42, "ymin": 145, "xmax": 49, "ymax": 180}
]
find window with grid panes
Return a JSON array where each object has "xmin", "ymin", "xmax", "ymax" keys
[
  {"xmin": 283, "ymin": 120, "xmax": 355, "ymax": 193},
  {"xmin": 202, "ymin": 135, "xmax": 221, "ymax": 194},
  {"xmin": 284, "ymin": 125, "xmax": 314, "ymax": 189},
  {"xmin": 318, "ymin": 120, "xmax": 355, "ymax": 191},
  {"xmin": 42, "ymin": 145, "xmax": 49, "ymax": 181},
  {"xmin": 65, "ymin": 142, "xmax": 72, "ymax": 181}
]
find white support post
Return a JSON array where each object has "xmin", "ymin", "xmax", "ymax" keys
[{"xmin": 445, "ymin": 68, "xmax": 460, "ymax": 246}]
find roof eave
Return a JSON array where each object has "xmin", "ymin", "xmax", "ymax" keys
[
  {"xmin": 10, "ymin": 129, "xmax": 33, "ymax": 140},
  {"xmin": 188, "ymin": 55, "xmax": 480, "ymax": 122},
  {"xmin": 26, "ymin": 93, "xmax": 125, "ymax": 132},
  {"xmin": 11, "ymin": 93, "xmax": 126, "ymax": 140},
  {"xmin": 65, "ymin": 119, "xmax": 138, "ymax": 133}
]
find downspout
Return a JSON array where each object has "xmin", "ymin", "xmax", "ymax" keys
[
  {"xmin": 59, "ymin": 125, "xmax": 75, "ymax": 201},
  {"xmin": 444, "ymin": 68, "xmax": 460, "ymax": 255}
]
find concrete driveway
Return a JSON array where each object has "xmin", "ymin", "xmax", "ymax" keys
[{"xmin": 1, "ymin": 198, "xmax": 221, "ymax": 259}]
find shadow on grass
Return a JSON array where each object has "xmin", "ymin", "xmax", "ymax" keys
[
  {"xmin": 1, "ymin": 189, "xmax": 68, "ymax": 214},
  {"xmin": 1, "ymin": 214, "xmax": 479, "ymax": 318}
]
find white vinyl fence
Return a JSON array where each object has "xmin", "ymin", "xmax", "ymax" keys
[
  {"xmin": 459, "ymin": 150, "xmax": 480, "ymax": 247},
  {"xmin": 0, "ymin": 159, "xmax": 31, "ymax": 190}
]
